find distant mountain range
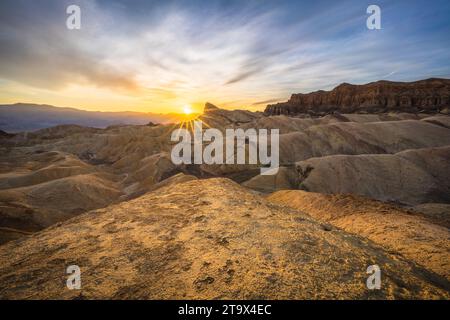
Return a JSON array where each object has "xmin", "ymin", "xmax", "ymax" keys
[{"xmin": 0, "ymin": 103, "xmax": 185, "ymax": 132}]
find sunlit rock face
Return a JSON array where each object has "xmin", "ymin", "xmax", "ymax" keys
[{"xmin": 265, "ymin": 78, "xmax": 450, "ymax": 116}]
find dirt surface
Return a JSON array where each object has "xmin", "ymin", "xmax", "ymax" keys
[
  {"xmin": 267, "ymin": 190, "xmax": 450, "ymax": 281},
  {"xmin": 0, "ymin": 178, "xmax": 449, "ymax": 299}
]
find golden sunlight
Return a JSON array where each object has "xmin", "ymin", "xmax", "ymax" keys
[{"xmin": 183, "ymin": 104, "xmax": 193, "ymax": 115}]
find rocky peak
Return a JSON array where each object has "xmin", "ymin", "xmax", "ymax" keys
[{"xmin": 204, "ymin": 102, "xmax": 219, "ymax": 112}]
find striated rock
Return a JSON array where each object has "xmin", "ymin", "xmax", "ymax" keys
[
  {"xmin": 278, "ymin": 119, "xmax": 450, "ymax": 164},
  {"xmin": 293, "ymin": 146, "xmax": 450, "ymax": 205},
  {"xmin": 265, "ymin": 78, "xmax": 450, "ymax": 116}
]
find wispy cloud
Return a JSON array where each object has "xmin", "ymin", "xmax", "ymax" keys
[
  {"xmin": 251, "ymin": 99, "xmax": 284, "ymax": 106},
  {"xmin": 0, "ymin": 0, "xmax": 449, "ymax": 112}
]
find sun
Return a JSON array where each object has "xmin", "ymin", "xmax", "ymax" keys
[
  {"xmin": 183, "ymin": 105, "xmax": 192, "ymax": 115},
  {"xmin": 179, "ymin": 104, "xmax": 198, "ymax": 122}
]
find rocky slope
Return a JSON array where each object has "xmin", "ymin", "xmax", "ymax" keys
[
  {"xmin": 293, "ymin": 146, "xmax": 450, "ymax": 205},
  {"xmin": 247, "ymin": 145, "xmax": 450, "ymax": 204},
  {"xmin": 267, "ymin": 191, "xmax": 450, "ymax": 281},
  {"xmin": 265, "ymin": 78, "xmax": 450, "ymax": 116},
  {"xmin": 243, "ymin": 127, "xmax": 450, "ymax": 201},
  {"xmin": 0, "ymin": 178, "xmax": 449, "ymax": 299}
]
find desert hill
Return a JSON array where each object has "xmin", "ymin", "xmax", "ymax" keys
[
  {"xmin": 1, "ymin": 103, "xmax": 450, "ymax": 244},
  {"xmin": 0, "ymin": 178, "xmax": 448, "ymax": 299},
  {"xmin": 265, "ymin": 78, "xmax": 450, "ymax": 116},
  {"xmin": 294, "ymin": 146, "xmax": 450, "ymax": 205},
  {"xmin": 247, "ymin": 145, "xmax": 450, "ymax": 205}
]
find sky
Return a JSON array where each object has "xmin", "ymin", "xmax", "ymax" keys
[{"xmin": 0, "ymin": 0, "xmax": 449, "ymax": 114}]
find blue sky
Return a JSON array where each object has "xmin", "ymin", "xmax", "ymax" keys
[{"xmin": 0, "ymin": 0, "xmax": 449, "ymax": 112}]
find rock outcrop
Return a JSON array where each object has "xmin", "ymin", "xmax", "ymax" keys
[
  {"xmin": 265, "ymin": 78, "xmax": 450, "ymax": 116},
  {"xmin": 199, "ymin": 102, "xmax": 262, "ymax": 130}
]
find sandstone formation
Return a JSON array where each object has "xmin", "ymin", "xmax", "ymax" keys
[{"xmin": 265, "ymin": 78, "xmax": 450, "ymax": 116}]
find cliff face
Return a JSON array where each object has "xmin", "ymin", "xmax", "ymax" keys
[{"xmin": 265, "ymin": 78, "xmax": 450, "ymax": 116}]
